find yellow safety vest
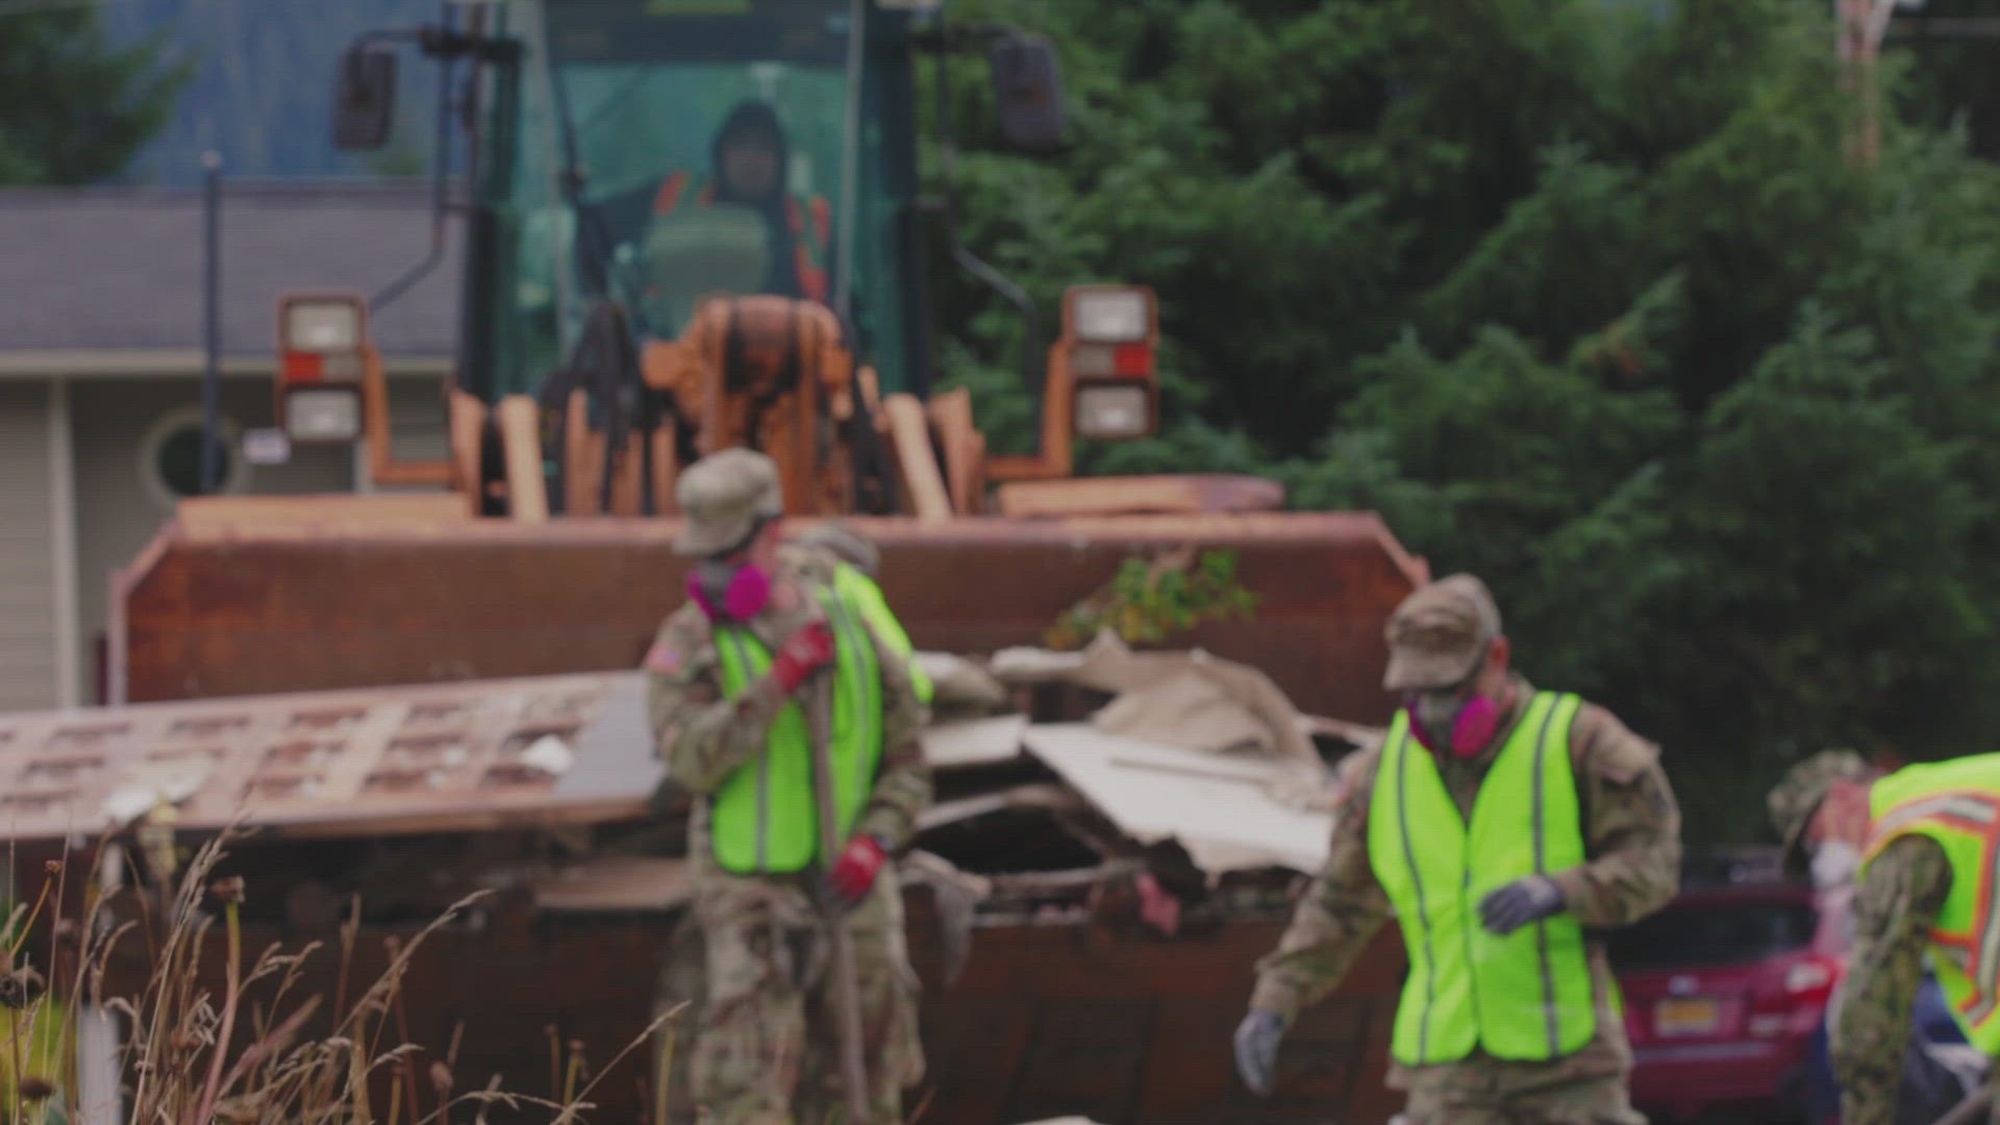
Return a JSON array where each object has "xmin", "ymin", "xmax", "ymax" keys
[
  {"xmin": 710, "ymin": 586, "xmax": 883, "ymax": 874},
  {"xmin": 1368, "ymin": 691, "xmax": 1599, "ymax": 1065},
  {"xmin": 1863, "ymin": 753, "xmax": 2000, "ymax": 1053},
  {"xmin": 832, "ymin": 563, "xmax": 932, "ymax": 704}
]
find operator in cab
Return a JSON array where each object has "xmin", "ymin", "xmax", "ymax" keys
[{"xmin": 611, "ymin": 99, "xmax": 833, "ymax": 310}]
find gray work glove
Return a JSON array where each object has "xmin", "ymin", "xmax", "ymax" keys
[
  {"xmin": 1478, "ymin": 874, "xmax": 1565, "ymax": 936},
  {"xmin": 1233, "ymin": 1008, "xmax": 1285, "ymax": 1097}
]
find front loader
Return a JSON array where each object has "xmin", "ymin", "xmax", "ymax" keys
[
  {"xmin": 112, "ymin": 0, "xmax": 1429, "ymax": 719},
  {"xmin": 93, "ymin": 6, "xmax": 1436, "ymax": 1120}
]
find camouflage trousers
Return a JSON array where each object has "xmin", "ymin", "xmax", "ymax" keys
[
  {"xmin": 1398, "ymin": 1063, "xmax": 1646, "ymax": 1125},
  {"xmin": 680, "ymin": 867, "xmax": 924, "ymax": 1125}
]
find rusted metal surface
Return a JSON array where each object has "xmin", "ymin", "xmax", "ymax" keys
[
  {"xmin": 906, "ymin": 894, "xmax": 1407, "ymax": 1125},
  {"xmin": 113, "ymin": 510, "xmax": 1428, "ymax": 721},
  {"xmin": 96, "ymin": 888, "xmax": 1406, "ymax": 1125},
  {"xmin": 94, "ymin": 498, "xmax": 1423, "ymax": 1120}
]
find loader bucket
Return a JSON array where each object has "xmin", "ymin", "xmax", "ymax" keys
[{"xmin": 111, "ymin": 497, "xmax": 1428, "ymax": 722}]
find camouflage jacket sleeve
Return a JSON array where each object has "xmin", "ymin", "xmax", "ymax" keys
[
  {"xmin": 643, "ymin": 604, "xmax": 785, "ymax": 794},
  {"xmin": 855, "ymin": 613, "xmax": 933, "ymax": 850},
  {"xmin": 1249, "ymin": 746, "xmax": 1391, "ymax": 1025},
  {"xmin": 1549, "ymin": 703, "xmax": 1683, "ymax": 927},
  {"xmin": 1834, "ymin": 835, "xmax": 1954, "ymax": 1125}
]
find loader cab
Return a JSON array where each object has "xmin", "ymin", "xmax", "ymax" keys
[
  {"xmin": 305, "ymin": 0, "xmax": 1165, "ymax": 516},
  {"xmin": 481, "ymin": 0, "xmax": 927, "ymax": 402}
]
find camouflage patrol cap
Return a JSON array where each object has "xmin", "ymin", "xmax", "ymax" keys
[
  {"xmin": 1383, "ymin": 574, "xmax": 1503, "ymax": 692},
  {"xmin": 673, "ymin": 448, "xmax": 784, "ymax": 557},
  {"xmin": 796, "ymin": 522, "xmax": 880, "ymax": 577},
  {"xmin": 1767, "ymin": 749, "xmax": 1878, "ymax": 875}
]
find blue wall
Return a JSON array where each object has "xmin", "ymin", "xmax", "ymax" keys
[{"xmin": 106, "ymin": 0, "xmax": 446, "ymax": 185}]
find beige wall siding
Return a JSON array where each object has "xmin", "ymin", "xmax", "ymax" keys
[
  {"xmin": 389, "ymin": 374, "xmax": 451, "ymax": 460},
  {"xmin": 71, "ymin": 378, "xmax": 355, "ymax": 703},
  {"xmin": 0, "ymin": 384, "xmax": 57, "ymax": 711}
]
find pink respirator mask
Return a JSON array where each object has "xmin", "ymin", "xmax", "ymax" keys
[
  {"xmin": 689, "ymin": 560, "xmax": 772, "ymax": 622},
  {"xmin": 1405, "ymin": 689, "xmax": 1501, "ymax": 759}
]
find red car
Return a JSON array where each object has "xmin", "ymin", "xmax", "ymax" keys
[{"xmin": 1612, "ymin": 862, "xmax": 1850, "ymax": 1123}]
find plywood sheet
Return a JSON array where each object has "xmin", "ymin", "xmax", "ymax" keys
[
  {"xmin": 920, "ymin": 715, "xmax": 1029, "ymax": 770},
  {"xmin": 1019, "ymin": 724, "xmax": 1332, "ymax": 875}
]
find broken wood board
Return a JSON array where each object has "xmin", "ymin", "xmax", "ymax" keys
[
  {"xmin": 496, "ymin": 854, "xmax": 691, "ymax": 913},
  {"xmin": 993, "ymin": 473, "xmax": 1284, "ymax": 518},
  {"xmin": 0, "ymin": 671, "xmax": 640, "ymax": 844},
  {"xmin": 1019, "ymin": 724, "xmax": 1333, "ymax": 875},
  {"xmin": 175, "ymin": 492, "xmax": 472, "ymax": 536},
  {"xmin": 919, "ymin": 714, "xmax": 1028, "ymax": 771},
  {"xmin": 917, "ymin": 783, "xmax": 1083, "ymax": 831}
]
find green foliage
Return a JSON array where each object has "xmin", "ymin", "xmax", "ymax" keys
[
  {"xmin": 1044, "ymin": 549, "xmax": 1258, "ymax": 652},
  {"xmin": 0, "ymin": 9, "xmax": 185, "ymax": 185},
  {"xmin": 940, "ymin": 0, "xmax": 2000, "ymax": 841}
]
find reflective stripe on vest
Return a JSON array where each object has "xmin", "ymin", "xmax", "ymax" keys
[
  {"xmin": 650, "ymin": 171, "xmax": 830, "ymax": 304},
  {"xmin": 832, "ymin": 563, "xmax": 932, "ymax": 704},
  {"xmin": 1367, "ymin": 691, "xmax": 1598, "ymax": 1065},
  {"xmin": 1862, "ymin": 754, "xmax": 2000, "ymax": 1052},
  {"xmin": 709, "ymin": 587, "xmax": 884, "ymax": 874}
]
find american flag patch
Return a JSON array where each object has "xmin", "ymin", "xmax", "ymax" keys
[{"xmin": 645, "ymin": 642, "xmax": 683, "ymax": 675}]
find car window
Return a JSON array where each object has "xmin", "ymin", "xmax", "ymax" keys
[{"xmin": 1608, "ymin": 900, "xmax": 1819, "ymax": 973}]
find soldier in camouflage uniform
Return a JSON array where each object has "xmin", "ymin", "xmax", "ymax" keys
[
  {"xmin": 1237, "ymin": 574, "xmax": 1683, "ymax": 1124},
  {"xmin": 791, "ymin": 523, "xmax": 879, "ymax": 579},
  {"xmin": 1770, "ymin": 749, "xmax": 2000, "ymax": 1125},
  {"xmin": 788, "ymin": 523, "xmax": 932, "ymax": 704},
  {"xmin": 645, "ymin": 449, "xmax": 930, "ymax": 1124}
]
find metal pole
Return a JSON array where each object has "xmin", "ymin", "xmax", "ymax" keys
[
  {"xmin": 805, "ymin": 682, "xmax": 871, "ymax": 1125},
  {"xmin": 200, "ymin": 150, "xmax": 223, "ymax": 494},
  {"xmin": 831, "ymin": 0, "xmax": 866, "ymax": 327}
]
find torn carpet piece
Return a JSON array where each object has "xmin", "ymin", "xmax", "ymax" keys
[{"xmin": 993, "ymin": 630, "xmax": 1321, "ymax": 767}]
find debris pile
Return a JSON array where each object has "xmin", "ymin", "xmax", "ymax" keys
[
  {"xmin": 898, "ymin": 629, "xmax": 1376, "ymax": 978},
  {"xmin": 0, "ymin": 630, "xmax": 1380, "ymax": 946},
  {"xmin": 0, "ymin": 634, "xmax": 1396, "ymax": 1123}
]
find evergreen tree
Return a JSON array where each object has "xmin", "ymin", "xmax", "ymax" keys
[
  {"xmin": 939, "ymin": 0, "xmax": 2000, "ymax": 840},
  {"xmin": 0, "ymin": 6, "xmax": 185, "ymax": 185}
]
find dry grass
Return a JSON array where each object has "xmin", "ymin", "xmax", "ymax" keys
[{"xmin": 0, "ymin": 830, "xmax": 679, "ymax": 1125}]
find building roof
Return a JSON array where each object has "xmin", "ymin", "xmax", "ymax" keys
[{"xmin": 0, "ymin": 183, "xmax": 464, "ymax": 357}]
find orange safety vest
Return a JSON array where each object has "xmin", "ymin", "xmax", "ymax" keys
[
  {"xmin": 1862, "ymin": 754, "xmax": 2000, "ymax": 1054},
  {"xmin": 651, "ymin": 171, "xmax": 831, "ymax": 305}
]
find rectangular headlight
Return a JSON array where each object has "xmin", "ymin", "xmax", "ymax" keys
[
  {"xmin": 283, "ymin": 387, "xmax": 362, "ymax": 443},
  {"xmin": 1074, "ymin": 383, "xmax": 1152, "ymax": 441},
  {"xmin": 1071, "ymin": 289, "xmax": 1149, "ymax": 343},
  {"xmin": 284, "ymin": 300, "xmax": 362, "ymax": 352}
]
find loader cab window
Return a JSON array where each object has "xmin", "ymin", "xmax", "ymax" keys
[
  {"xmin": 561, "ymin": 67, "xmax": 846, "ymax": 335},
  {"xmin": 495, "ymin": 0, "xmax": 916, "ymax": 400}
]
